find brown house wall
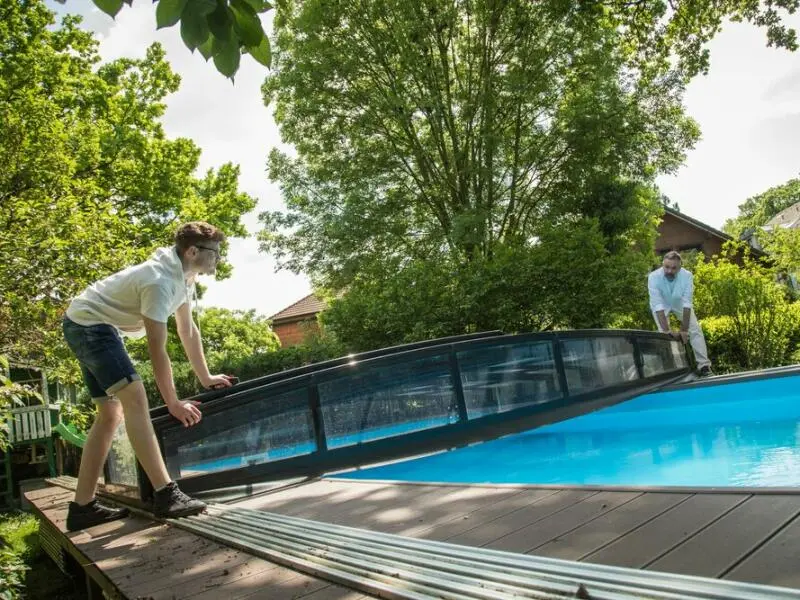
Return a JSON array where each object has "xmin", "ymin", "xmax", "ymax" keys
[
  {"xmin": 273, "ymin": 319, "xmax": 320, "ymax": 347},
  {"xmin": 655, "ymin": 212, "xmax": 725, "ymax": 259}
]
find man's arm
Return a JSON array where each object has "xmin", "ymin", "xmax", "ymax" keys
[
  {"xmin": 175, "ymin": 303, "xmax": 232, "ymax": 390},
  {"xmin": 175, "ymin": 302, "xmax": 211, "ymax": 386},
  {"xmin": 648, "ymin": 276, "xmax": 670, "ymax": 332},
  {"xmin": 144, "ymin": 316, "xmax": 202, "ymax": 427},
  {"xmin": 654, "ymin": 310, "xmax": 670, "ymax": 333},
  {"xmin": 679, "ymin": 274, "xmax": 694, "ymax": 342}
]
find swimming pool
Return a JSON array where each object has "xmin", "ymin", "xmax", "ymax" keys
[{"xmin": 338, "ymin": 373, "xmax": 800, "ymax": 488}]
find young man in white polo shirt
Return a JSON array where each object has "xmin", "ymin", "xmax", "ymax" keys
[
  {"xmin": 648, "ymin": 250, "xmax": 712, "ymax": 376},
  {"xmin": 62, "ymin": 222, "xmax": 233, "ymax": 531}
]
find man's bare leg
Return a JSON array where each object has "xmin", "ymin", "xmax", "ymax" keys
[
  {"xmin": 74, "ymin": 401, "xmax": 123, "ymax": 505},
  {"xmin": 115, "ymin": 380, "xmax": 171, "ymax": 490}
]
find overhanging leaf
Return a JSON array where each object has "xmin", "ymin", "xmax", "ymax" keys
[
  {"xmin": 156, "ymin": 0, "xmax": 188, "ymax": 29},
  {"xmin": 207, "ymin": 1, "xmax": 234, "ymax": 42},
  {"xmin": 240, "ymin": 0, "xmax": 272, "ymax": 15},
  {"xmin": 230, "ymin": 0, "xmax": 265, "ymax": 47},
  {"xmin": 197, "ymin": 36, "xmax": 215, "ymax": 61},
  {"xmin": 246, "ymin": 35, "xmax": 271, "ymax": 67},
  {"xmin": 212, "ymin": 36, "xmax": 241, "ymax": 78},
  {"xmin": 180, "ymin": 6, "xmax": 211, "ymax": 50},
  {"xmin": 188, "ymin": 0, "xmax": 217, "ymax": 16},
  {"xmin": 93, "ymin": 0, "xmax": 124, "ymax": 18}
]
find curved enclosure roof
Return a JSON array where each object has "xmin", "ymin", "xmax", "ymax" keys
[{"xmin": 102, "ymin": 330, "xmax": 691, "ymax": 503}]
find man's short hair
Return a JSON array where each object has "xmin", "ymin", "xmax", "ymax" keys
[
  {"xmin": 663, "ymin": 250, "xmax": 682, "ymax": 263},
  {"xmin": 175, "ymin": 222, "xmax": 226, "ymax": 255}
]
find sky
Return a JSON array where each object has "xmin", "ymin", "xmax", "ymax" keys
[{"xmin": 48, "ymin": 1, "xmax": 800, "ymax": 317}]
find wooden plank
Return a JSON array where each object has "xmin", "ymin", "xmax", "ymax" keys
[
  {"xmin": 238, "ymin": 574, "xmax": 348, "ymax": 600},
  {"xmin": 648, "ymin": 495, "xmax": 800, "ymax": 578},
  {"xmin": 416, "ymin": 488, "xmax": 561, "ymax": 541},
  {"xmin": 584, "ymin": 494, "xmax": 748, "ymax": 569},
  {"xmin": 483, "ymin": 491, "xmax": 641, "ymax": 554},
  {"xmin": 281, "ymin": 482, "xmax": 399, "ymax": 518},
  {"xmin": 25, "ymin": 487, "xmax": 371, "ymax": 600},
  {"xmin": 183, "ymin": 564, "xmax": 325, "ymax": 600},
  {"xmin": 723, "ymin": 512, "xmax": 800, "ymax": 589},
  {"xmin": 236, "ymin": 481, "xmax": 389, "ymax": 516},
  {"xmin": 25, "ymin": 486, "xmax": 72, "ymax": 503},
  {"xmin": 444, "ymin": 490, "xmax": 598, "ymax": 547},
  {"xmin": 315, "ymin": 485, "xmax": 452, "ymax": 527},
  {"xmin": 98, "ymin": 526, "xmax": 217, "ymax": 578},
  {"xmin": 532, "ymin": 492, "xmax": 690, "ymax": 561},
  {"xmin": 393, "ymin": 486, "xmax": 536, "ymax": 538},
  {"xmin": 124, "ymin": 552, "xmax": 280, "ymax": 599}
]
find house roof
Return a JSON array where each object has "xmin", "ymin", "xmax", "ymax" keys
[
  {"xmin": 662, "ymin": 206, "xmax": 765, "ymax": 256},
  {"xmin": 765, "ymin": 201, "xmax": 800, "ymax": 230},
  {"xmin": 268, "ymin": 293, "xmax": 328, "ymax": 323},
  {"xmin": 663, "ymin": 206, "xmax": 734, "ymax": 243}
]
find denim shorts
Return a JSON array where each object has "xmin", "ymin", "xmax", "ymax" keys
[{"xmin": 62, "ymin": 317, "xmax": 140, "ymax": 402}]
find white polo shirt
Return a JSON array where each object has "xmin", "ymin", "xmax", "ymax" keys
[
  {"xmin": 648, "ymin": 266, "xmax": 694, "ymax": 314},
  {"xmin": 66, "ymin": 247, "xmax": 193, "ymax": 338}
]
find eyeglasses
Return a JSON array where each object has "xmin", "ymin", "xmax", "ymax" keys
[{"xmin": 194, "ymin": 245, "xmax": 221, "ymax": 260}]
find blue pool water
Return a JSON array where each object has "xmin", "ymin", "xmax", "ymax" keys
[{"xmin": 338, "ymin": 374, "xmax": 800, "ymax": 487}]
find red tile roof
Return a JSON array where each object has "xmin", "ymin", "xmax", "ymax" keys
[{"xmin": 268, "ymin": 293, "xmax": 328, "ymax": 323}]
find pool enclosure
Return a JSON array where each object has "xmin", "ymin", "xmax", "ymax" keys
[{"xmin": 101, "ymin": 330, "xmax": 690, "ymax": 504}]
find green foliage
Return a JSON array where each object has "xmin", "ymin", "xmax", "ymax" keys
[
  {"xmin": 214, "ymin": 328, "xmax": 345, "ymax": 382},
  {"xmin": 0, "ymin": 513, "xmax": 41, "ymax": 564},
  {"xmin": 0, "ymin": 547, "xmax": 27, "ymax": 600},
  {"xmin": 323, "ymin": 186, "xmax": 660, "ymax": 351},
  {"xmin": 0, "ymin": 1, "xmax": 256, "ymax": 373},
  {"xmin": 84, "ymin": 0, "xmax": 273, "ymax": 78},
  {"xmin": 59, "ymin": 400, "xmax": 95, "ymax": 433},
  {"xmin": 0, "ymin": 512, "xmax": 40, "ymax": 600},
  {"xmin": 698, "ymin": 316, "xmax": 746, "ymax": 375},
  {"xmin": 0, "ymin": 357, "xmax": 44, "ymax": 451},
  {"xmin": 599, "ymin": 0, "xmax": 798, "ymax": 79},
  {"xmin": 694, "ymin": 244, "xmax": 796, "ymax": 370},
  {"xmin": 136, "ymin": 328, "xmax": 343, "ymax": 403},
  {"xmin": 723, "ymin": 177, "xmax": 800, "ymax": 237},
  {"xmin": 128, "ymin": 308, "xmax": 281, "ymax": 404},
  {"xmin": 260, "ymin": 0, "xmax": 688, "ymax": 345}
]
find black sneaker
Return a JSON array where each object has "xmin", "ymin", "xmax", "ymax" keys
[
  {"xmin": 152, "ymin": 482, "xmax": 206, "ymax": 518},
  {"xmin": 698, "ymin": 365, "xmax": 714, "ymax": 377},
  {"xmin": 66, "ymin": 499, "xmax": 129, "ymax": 532}
]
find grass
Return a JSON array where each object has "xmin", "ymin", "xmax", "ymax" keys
[{"xmin": 0, "ymin": 511, "xmax": 86, "ymax": 600}]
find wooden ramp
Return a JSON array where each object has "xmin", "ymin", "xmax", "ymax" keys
[
  {"xmin": 232, "ymin": 479, "xmax": 800, "ymax": 591},
  {"xmin": 25, "ymin": 486, "xmax": 369, "ymax": 600}
]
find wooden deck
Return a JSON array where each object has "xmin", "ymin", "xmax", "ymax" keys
[
  {"xmin": 232, "ymin": 478, "xmax": 800, "ymax": 590},
  {"xmin": 26, "ymin": 486, "xmax": 371, "ymax": 600}
]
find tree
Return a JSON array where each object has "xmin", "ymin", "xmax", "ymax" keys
[
  {"xmin": 722, "ymin": 177, "xmax": 800, "ymax": 276},
  {"xmin": 0, "ymin": 1, "xmax": 257, "ymax": 369},
  {"xmin": 723, "ymin": 177, "xmax": 800, "ymax": 237},
  {"xmin": 258, "ymin": 0, "xmax": 696, "ymax": 345},
  {"xmin": 56, "ymin": 0, "xmax": 273, "ymax": 79}
]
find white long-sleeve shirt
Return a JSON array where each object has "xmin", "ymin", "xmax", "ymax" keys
[{"xmin": 648, "ymin": 267, "xmax": 694, "ymax": 314}]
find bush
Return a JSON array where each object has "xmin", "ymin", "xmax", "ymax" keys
[
  {"xmin": 694, "ymin": 245, "xmax": 795, "ymax": 371},
  {"xmin": 699, "ymin": 316, "xmax": 746, "ymax": 374},
  {"xmin": 0, "ymin": 512, "xmax": 39, "ymax": 600},
  {"xmin": 136, "ymin": 329, "xmax": 347, "ymax": 404},
  {"xmin": 0, "ymin": 548, "xmax": 26, "ymax": 600}
]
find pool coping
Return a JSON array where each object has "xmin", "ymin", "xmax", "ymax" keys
[
  {"xmin": 323, "ymin": 476, "xmax": 800, "ymax": 495},
  {"xmin": 660, "ymin": 364, "xmax": 800, "ymax": 391}
]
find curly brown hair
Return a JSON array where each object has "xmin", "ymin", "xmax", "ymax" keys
[{"xmin": 174, "ymin": 222, "xmax": 226, "ymax": 255}]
